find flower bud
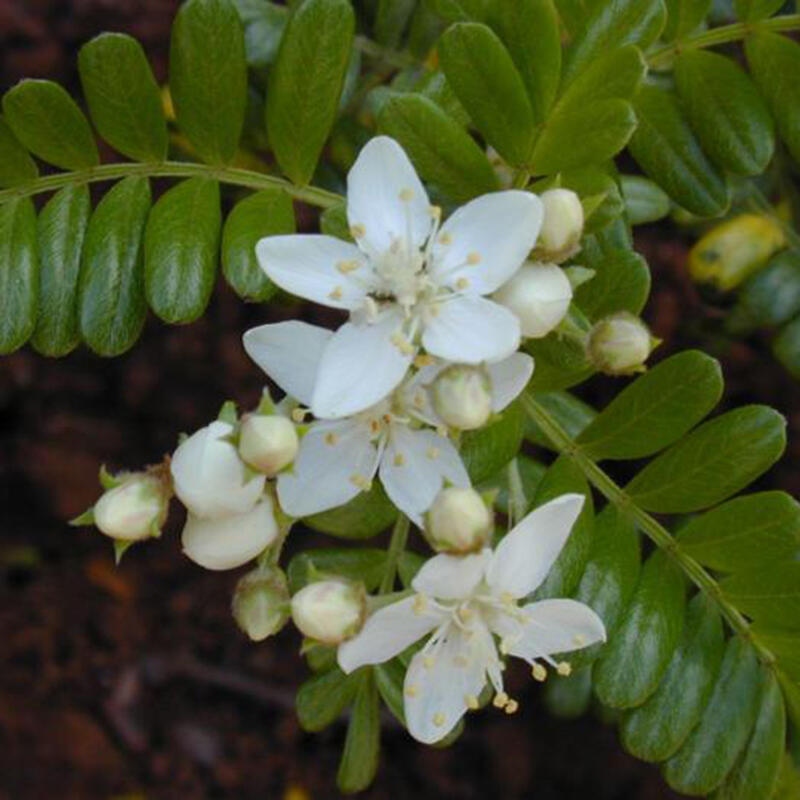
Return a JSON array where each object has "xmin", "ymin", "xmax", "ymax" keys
[
  {"xmin": 587, "ymin": 313, "xmax": 657, "ymax": 375},
  {"xmin": 232, "ymin": 566, "xmax": 291, "ymax": 641},
  {"xmin": 238, "ymin": 414, "xmax": 298, "ymax": 476},
  {"xmin": 93, "ymin": 472, "xmax": 170, "ymax": 542},
  {"xmin": 538, "ymin": 188, "xmax": 584, "ymax": 261},
  {"xmin": 181, "ymin": 496, "xmax": 279, "ymax": 571},
  {"xmin": 425, "ymin": 487, "xmax": 492, "ymax": 554},
  {"xmin": 493, "ymin": 262, "xmax": 573, "ymax": 338},
  {"xmin": 171, "ymin": 420, "xmax": 265, "ymax": 519},
  {"xmin": 431, "ymin": 365, "xmax": 492, "ymax": 430},
  {"xmin": 291, "ymin": 579, "xmax": 366, "ymax": 645}
]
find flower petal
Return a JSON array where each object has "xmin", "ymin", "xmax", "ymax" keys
[
  {"xmin": 171, "ymin": 421, "xmax": 265, "ymax": 518},
  {"xmin": 311, "ymin": 308, "xmax": 415, "ymax": 418},
  {"xmin": 422, "ymin": 295, "xmax": 520, "ymax": 364},
  {"xmin": 486, "ymin": 494, "xmax": 585, "ymax": 598},
  {"xmin": 487, "ymin": 352, "xmax": 534, "ymax": 411},
  {"xmin": 243, "ymin": 321, "xmax": 332, "ymax": 406},
  {"xmin": 430, "ymin": 191, "xmax": 543, "ymax": 295},
  {"xmin": 276, "ymin": 420, "xmax": 377, "ymax": 517},
  {"xmin": 181, "ymin": 497, "xmax": 278, "ymax": 571},
  {"xmin": 347, "ymin": 136, "xmax": 432, "ymax": 256},
  {"xmin": 337, "ymin": 595, "xmax": 444, "ymax": 674},
  {"xmin": 403, "ymin": 621, "xmax": 492, "ymax": 744},
  {"xmin": 379, "ymin": 426, "xmax": 470, "ymax": 526},
  {"xmin": 256, "ymin": 234, "xmax": 371, "ymax": 310},
  {"xmin": 505, "ymin": 599, "xmax": 606, "ymax": 662},
  {"xmin": 411, "ymin": 549, "xmax": 492, "ymax": 601}
]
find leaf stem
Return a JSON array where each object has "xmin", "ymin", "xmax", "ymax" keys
[
  {"xmin": 648, "ymin": 13, "xmax": 800, "ymax": 70},
  {"xmin": 0, "ymin": 160, "xmax": 342, "ymax": 208},
  {"xmin": 521, "ymin": 391, "xmax": 776, "ymax": 665},
  {"xmin": 379, "ymin": 514, "xmax": 410, "ymax": 594}
]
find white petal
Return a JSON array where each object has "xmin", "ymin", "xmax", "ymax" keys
[
  {"xmin": 276, "ymin": 420, "xmax": 377, "ymax": 517},
  {"xmin": 379, "ymin": 427, "xmax": 470, "ymax": 525},
  {"xmin": 404, "ymin": 621, "xmax": 492, "ymax": 744},
  {"xmin": 171, "ymin": 421, "xmax": 265, "ymax": 518},
  {"xmin": 181, "ymin": 497, "xmax": 278, "ymax": 571},
  {"xmin": 397, "ymin": 362, "xmax": 447, "ymax": 427},
  {"xmin": 505, "ymin": 599, "xmax": 606, "ymax": 661},
  {"xmin": 347, "ymin": 136, "xmax": 432, "ymax": 256},
  {"xmin": 486, "ymin": 494, "xmax": 585, "ymax": 598},
  {"xmin": 311, "ymin": 309, "xmax": 414, "ymax": 418},
  {"xmin": 430, "ymin": 191, "xmax": 543, "ymax": 295},
  {"xmin": 423, "ymin": 295, "xmax": 521, "ymax": 364},
  {"xmin": 243, "ymin": 321, "xmax": 332, "ymax": 406},
  {"xmin": 411, "ymin": 549, "xmax": 492, "ymax": 601},
  {"xmin": 337, "ymin": 596, "xmax": 445, "ymax": 674},
  {"xmin": 487, "ymin": 352, "xmax": 534, "ymax": 411},
  {"xmin": 255, "ymin": 234, "xmax": 370, "ymax": 310}
]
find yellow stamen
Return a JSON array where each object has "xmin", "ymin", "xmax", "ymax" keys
[
  {"xmin": 438, "ymin": 231, "xmax": 452, "ymax": 245},
  {"xmin": 557, "ymin": 661, "xmax": 572, "ymax": 677},
  {"xmin": 455, "ymin": 277, "xmax": 470, "ymax": 290},
  {"xmin": 465, "ymin": 694, "xmax": 479, "ymax": 710},
  {"xmin": 350, "ymin": 223, "xmax": 366, "ymax": 239},
  {"xmin": 399, "ymin": 188, "xmax": 414, "ymax": 202},
  {"xmin": 493, "ymin": 692, "xmax": 509, "ymax": 709},
  {"xmin": 414, "ymin": 354, "xmax": 435, "ymax": 367},
  {"xmin": 405, "ymin": 684, "xmax": 419, "ymax": 698},
  {"xmin": 532, "ymin": 663, "xmax": 547, "ymax": 682},
  {"xmin": 433, "ymin": 712, "xmax": 446, "ymax": 727},
  {"xmin": 393, "ymin": 452, "xmax": 406, "ymax": 467},
  {"xmin": 423, "ymin": 656, "xmax": 435, "ymax": 669},
  {"xmin": 573, "ymin": 634, "xmax": 587, "ymax": 647},
  {"xmin": 504, "ymin": 699, "xmax": 519, "ymax": 715},
  {"xmin": 328, "ymin": 285, "xmax": 343, "ymax": 301},
  {"xmin": 336, "ymin": 259, "xmax": 360, "ymax": 274},
  {"xmin": 324, "ymin": 432, "xmax": 338, "ymax": 446},
  {"xmin": 349, "ymin": 473, "xmax": 372, "ymax": 491},
  {"xmin": 429, "ymin": 205, "xmax": 442, "ymax": 220},
  {"xmin": 291, "ymin": 408, "xmax": 308, "ymax": 423},
  {"xmin": 412, "ymin": 594, "xmax": 427, "ymax": 614},
  {"xmin": 467, "ymin": 251, "xmax": 481, "ymax": 265},
  {"xmin": 426, "ymin": 446, "xmax": 440, "ymax": 460}
]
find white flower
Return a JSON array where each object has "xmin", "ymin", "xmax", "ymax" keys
[
  {"xmin": 337, "ymin": 495, "xmax": 606, "ymax": 744},
  {"xmin": 238, "ymin": 414, "xmax": 299, "ymax": 476},
  {"xmin": 537, "ymin": 188, "xmax": 584, "ymax": 261},
  {"xmin": 243, "ymin": 321, "xmax": 533, "ymax": 524},
  {"xmin": 291, "ymin": 579, "xmax": 366, "ymax": 645},
  {"xmin": 93, "ymin": 472, "xmax": 169, "ymax": 542},
  {"xmin": 255, "ymin": 136, "xmax": 543, "ymax": 419},
  {"xmin": 171, "ymin": 420, "xmax": 265, "ymax": 519}
]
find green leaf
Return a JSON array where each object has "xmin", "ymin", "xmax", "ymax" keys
[
  {"xmin": 319, "ymin": 202, "xmax": 351, "ymax": 241},
  {"xmin": 570, "ymin": 504, "xmax": 640, "ymax": 668},
  {"xmin": 543, "ymin": 666, "xmax": 593, "ymax": 719},
  {"xmin": 722, "ymin": 564, "xmax": 800, "ymax": 630},
  {"xmin": 560, "ymin": 45, "xmax": 646, "ymax": 111},
  {"xmin": 532, "ymin": 456, "xmax": 594, "ymax": 599},
  {"xmin": 31, "ymin": 186, "xmax": 91, "ymax": 357},
  {"xmin": 712, "ymin": 671, "xmax": 785, "ymax": 800},
  {"xmin": 532, "ymin": 98, "xmax": 637, "ymax": 175},
  {"xmin": 78, "ymin": 33, "xmax": 167, "ymax": 162},
  {"xmin": 526, "ymin": 334, "xmax": 593, "ymax": 392},
  {"xmin": 234, "ymin": 0, "xmax": 288, "ymax": 69},
  {"xmin": 563, "ymin": 0, "xmax": 666, "ymax": 83},
  {"xmin": 674, "ymin": 50, "xmax": 774, "ymax": 176},
  {"xmin": 746, "ymin": 31, "xmax": 800, "ymax": 166},
  {"xmin": 460, "ymin": 399, "xmax": 526, "ymax": 483},
  {"xmin": 620, "ymin": 175, "xmax": 671, "ymax": 225},
  {"xmin": 629, "ymin": 83, "xmax": 729, "ymax": 217},
  {"xmin": 287, "ymin": 548, "xmax": 387, "ymax": 593},
  {"xmin": 305, "ymin": 482, "xmax": 398, "ymax": 539},
  {"xmin": 438, "ymin": 22, "xmax": 535, "ymax": 166},
  {"xmin": 577, "ymin": 351, "xmax": 723, "ymax": 460},
  {"xmin": 2, "ymin": 79, "xmax": 98, "ymax": 170},
  {"xmin": 679, "ymin": 492, "xmax": 800, "ymax": 572},
  {"xmin": 144, "ymin": 177, "xmax": 221, "ymax": 324},
  {"xmin": 374, "ymin": 659, "xmax": 407, "ymax": 725},
  {"xmin": 662, "ymin": 637, "xmax": 762, "ymax": 795},
  {"xmin": 734, "ymin": 0, "xmax": 784, "ymax": 20},
  {"xmin": 267, "ymin": 0, "xmax": 355, "ymax": 184},
  {"xmin": 526, "ymin": 390, "xmax": 596, "ymax": 448},
  {"xmin": 78, "ymin": 176, "xmax": 151, "ymax": 356},
  {"xmin": 170, "ymin": 0, "xmax": 247, "ymax": 165},
  {"xmin": 662, "ymin": 0, "xmax": 711, "ymax": 40},
  {"xmin": 731, "ymin": 250, "xmax": 800, "ymax": 331},
  {"xmin": 753, "ymin": 628, "xmax": 800, "ymax": 682},
  {"xmin": 375, "ymin": 0, "xmax": 416, "ymax": 47},
  {"xmin": 620, "ymin": 594, "xmax": 724, "ymax": 762},
  {"xmin": 296, "ymin": 666, "xmax": 358, "ymax": 731},
  {"xmin": 593, "ymin": 550, "xmax": 685, "ymax": 709},
  {"xmin": 0, "ymin": 198, "xmax": 38, "ymax": 354},
  {"xmin": 773, "ymin": 316, "xmax": 800, "ymax": 379},
  {"xmin": 0, "ymin": 116, "xmax": 38, "ymax": 187},
  {"xmin": 222, "ymin": 188, "xmax": 294, "ymax": 301},
  {"xmin": 337, "ymin": 671, "xmax": 381, "ymax": 793},
  {"xmin": 626, "ymin": 406, "xmax": 786, "ymax": 513},
  {"xmin": 488, "ymin": 0, "xmax": 561, "ymax": 122},
  {"xmin": 554, "ymin": 165, "xmax": 625, "ymax": 234},
  {"xmin": 377, "ymin": 93, "xmax": 499, "ymax": 203},
  {"xmin": 573, "ymin": 247, "xmax": 651, "ymax": 320}
]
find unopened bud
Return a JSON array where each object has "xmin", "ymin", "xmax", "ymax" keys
[
  {"xmin": 538, "ymin": 188, "xmax": 584, "ymax": 261},
  {"xmin": 238, "ymin": 414, "xmax": 298, "ymax": 476},
  {"xmin": 431, "ymin": 365, "xmax": 492, "ymax": 430},
  {"xmin": 93, "ymin": 472, "xmax": 170, "ymax": 542},
  {"xmin": 232, "ymin": 566, "xmax": 291, "ymax": 641},
  {"xmin": 587, "ymin": 313, "xmax": 658, "ymax": 375},
  {"xmin": 425, "ymin": 487, "xmax": 492, "ymax": 553},
  {"xmin": 493, "ymin": 262, "xmax": 573, "ymax": 338},
  {"xmin": 291, "ymin": 579, "xmax": 366, "ymax": 645}
]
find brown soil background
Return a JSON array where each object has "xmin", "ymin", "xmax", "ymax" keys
[{"xmin": 2, "ymin": 2, "xmax": 799, "ymax": 798}]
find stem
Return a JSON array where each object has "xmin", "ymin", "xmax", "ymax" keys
[
  {"xmin": 520, "ymin": 391, "xmax": 776, "ymax": 666},
  {"xmin": 648, "ymin": 14, "xmax": 800, "ymax": 69},
  {"xmin": 379, "ymin": 514, "xmax": 410, "ymax": 594},
  {"xmin": 0, "ymin": 160, "xmax": 342, "ymax": 209}
]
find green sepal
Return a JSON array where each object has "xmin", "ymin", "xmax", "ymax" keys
[
  {"xmin": 114, "ymin": 539, "xmax": 135, "ymax": 565},
  {"xmin": 217, "ymin": 400, "xmax": 238, "ymax": 425},
  {"xmin": 99, "ymin": 464, "xmax": 122, "ymax": 490},
  {"xmin": 69, "ymin": 508, "xmax": 95, "ymax": 527}
]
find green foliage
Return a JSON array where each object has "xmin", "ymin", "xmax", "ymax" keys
[
  {"xmin": 0, "ymin": 117, "xmax": 38, "ymax": 187},
  {"xmin": 0, "ymin": 199, "xmax": 38, "ymax": 354}
]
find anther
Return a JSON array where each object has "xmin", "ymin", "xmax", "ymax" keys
[
  {"xmin": 405, "ymin": 684, "xmax": 419, "ymax": 698},
  {"xmin": 556, "ymin": 661, "xmax": 572, "ymax": 677},
  {"xmin": 324, "ymin": 432, "xmax": 339, "ymax": 446},
  {"xmin": 350, "ymin": 223, "xmax": 366, "ymax": 239},
  {"xmin": 414, "ymin": 354, "xmax": 434, "ymax": 367},
  {"xmin": 455, "ymin": 277, "xmax": 470, "ymax": 290},
  {"xmin": 328, "ymin": 285, "xmax": 343, "ymax": 301},
  {"xmin": 437, "ymin": 231, "xmax": 452, "ymax": 245},
  {"xmin": 573, "ymin": 634, "xmax": 587, "ymax": 647},
  {"xmin": 504, "ymin": 699, "xmax": 519, "ymax": 715},
  {"xmin": 457, "ymin": 607, "xmax": 474, "ymax": 623},
  {"xmin": 399, "ymin": 188, "xmax": 414, "ymax": 202},
  {"xmin": 390, "ymin": 332, "xmax": 415, "ymax": 355},
  {"xmin": 393, "ymin": 452, "xmax": 406, "ymax": 467},
  {"xmin": 466, "ymin": 251, "xmax": 481, "ymax": 265},
  {"xmin": 532, "ymin": 663, "xmax": 547, "ymax": 682},
  {"xmin": 465, "ymin": 694, "xmax": 479, "ymax": 710},
  {"xmin": 433, "ymin": 712, "xmax": 446, "ymax": 727},
  {"xmin": 429, "ymin": 205, "xmax": 442, "ymax": 219},
  {"xmin": 492, "ymin": 692, "xmax": 509, "ymax": 709},
  {"xmin": 349, "ymin": 474, "xmax": 372, "ymax": 491},
  {"xmin": 336, "ymin": 259, "xmax": 360, "ymax": 274},
  {"xmin": 291, "ymin": 408, "xmax": 309, "ymax": 423},
  {"xmin": 423, "ymin": 656, "xmax": 435, "ymax": 669},
  {"xmin": 412, "ymin": 594, "xmax": 427, "ymax": 615},
  {"xmin": 426, "ymin": 446, "xmax": 440, "ymax": 460}
]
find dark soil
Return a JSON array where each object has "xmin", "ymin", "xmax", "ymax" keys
[{"xmin": 2, "ymin": 3, "xmax": 799, "ymax": 798}]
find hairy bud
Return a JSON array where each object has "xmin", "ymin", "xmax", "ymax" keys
[
  {"xmin": 232, "ymin": 565, "xmax": 291, "ymax": 641},
  {"xmin": 291, "ymin": 579, "xmax": 366, "ymax": 645},
  {"xmin": 431, "ymin": 365, "xmax": 492, "ymax": 430},
  {"xmin": 587, "ymin": 313, "xmax": 658, "ymax": 375},
  {"xmin": 538, "ymin": 188, "xmax": 584, "ymax": 261},
  {"xmin": 93, "ymin": 472, "xmax": 170, "ymax": 542},
  {"xmin": 425, "ymin": 487, "xmax": 492, "ymax": 554},
  {"xmin": 239, "ymin": 414, "xmax": 298, "ymax": 476}
]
